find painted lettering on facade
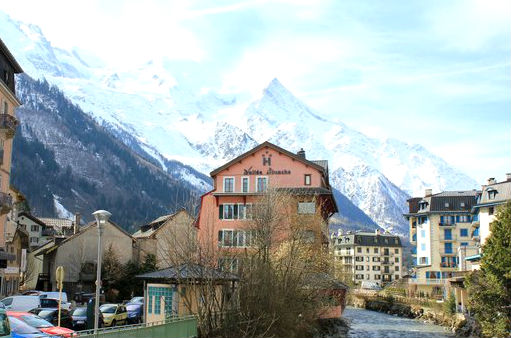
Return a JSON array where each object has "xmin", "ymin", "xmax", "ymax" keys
[{"xmin": 243, "ymin": 166, "xmax": 292, "ymax": 175}]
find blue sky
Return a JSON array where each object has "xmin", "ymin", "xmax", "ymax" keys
[{"xmin": 3, "ymin": 0, "xmax": 510, "ymax": 184}]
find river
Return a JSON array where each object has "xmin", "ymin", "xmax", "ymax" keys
[{"xmin": 342, "ymin": 306, "xmax": 454, "ymax": 338}]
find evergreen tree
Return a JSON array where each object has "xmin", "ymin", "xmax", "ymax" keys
[{"xmin": 466, "ymin": 202, "xmax": 511, "ymax": 337}]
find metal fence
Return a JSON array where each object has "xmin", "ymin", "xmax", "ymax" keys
[{"xmin": 62, "ymin": 316, "xmax": 197, "ymax": 338}]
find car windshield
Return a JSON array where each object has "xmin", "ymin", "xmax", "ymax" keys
[
  {"xmin": 100, "ymin": 305, "xmax": 117, "ymax": 314},
  {"xmin": 126, "ymin": 304, "xmax": 140, "ymax": 311},
  {"xmin": 8, "ymin": 316, "xmax": 40, "ymax": 334},
  {"xmin": 129, "ymin": 297, "xmax": 143, "ymax": 304},
  {"xmin": 20, "ymin": 314, "xmax": 54, "ymax": 328},
  {"xmin": 73, "ymin": 308, "xmax": 87, "ymax": 316}
]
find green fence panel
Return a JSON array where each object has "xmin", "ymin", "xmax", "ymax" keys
[{"xmin": 77, "ymin": 316, "xmax": 197, "ymax": 338}]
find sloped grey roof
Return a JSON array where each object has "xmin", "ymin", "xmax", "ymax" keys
[
  {"xmin": 407, "ymin": 190, "xmax": 479, "ymax": 214},
  {"xmin": 333, "ymin": 233, "xmax": 402, "ymax": 247},
  {"xmin": 311, "ymin": 160, "xmax": 328, "ymax": 171},
  {"xmin": 136, "ymin": 264, "xmax": 238, "ymax": 281},
  {"xmin": 477, "ymin": 180, "xmax": 511, "ymax": 206}
]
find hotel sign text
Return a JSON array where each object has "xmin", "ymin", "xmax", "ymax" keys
[{"xmin": 243, "ymin": 167, "xmax": 291, "ymax": 175}]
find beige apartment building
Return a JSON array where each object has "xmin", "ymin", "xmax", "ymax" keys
[
  {"xmin": 405, "ymin": 189, "xmax": 479, "ymax": 297},
  {"xmin": 0, "ymin": 38, "xmax": 23, "ymax": 247},
  {"xmin": 133, "ymin": 209, "xmax": 195, "ymax": 268},
  {"xmin": 331, "ymin": 230, "xmax": 403, "ymax": 286},
  {"xmin": 472, "ymin": 175, "xmax": 511, "ymax": 246}
]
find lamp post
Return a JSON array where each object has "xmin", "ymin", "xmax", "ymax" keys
[{"xmin": 92, "ymin": 210, "xmax": 111, "ymax": 333}]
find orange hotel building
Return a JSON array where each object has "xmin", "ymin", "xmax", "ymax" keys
[{"xmin": 196, "ymin": 141, "xmax": 338, "ymax": 271}]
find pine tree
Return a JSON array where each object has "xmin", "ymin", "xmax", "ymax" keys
[{"xmin": 466, "ymin": 202, "xmax": 511, "ymax": 337}]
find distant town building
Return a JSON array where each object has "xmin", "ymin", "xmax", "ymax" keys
[
  {"xmin": 133, "ymin": 209, "xmax": 195, "ymax": 268},
  {"xmin": 34, "ymin": 220, "xmax": 133, "ymax": 294},
  {"xmin": 404, "ymin": 189, "xmax": 479, "ymax": 297},
  {"xmin": 472, "ymin": 175, "xmax": 511, "ymax": 246},
  {"xmin": 331, "ymin": 230, "xmax": 403, "ymax": 286}
]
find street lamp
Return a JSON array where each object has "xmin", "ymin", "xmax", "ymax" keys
[{"xmin": 92, "ymin": 210, "xmax": 111, "ymax": 333}]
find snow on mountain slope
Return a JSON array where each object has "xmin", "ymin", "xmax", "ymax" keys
[{"xmin": 1, "ymin": 12, "xmax": 479, "ymax": 235}]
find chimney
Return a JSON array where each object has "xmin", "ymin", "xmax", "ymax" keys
[
  {"xmin": 375, "ymin": 229, "xmax": 380, "ymax": 235},
  {"xmin": 297, "ymin": 148, "xmax": 306, "ymax": 159},
  {"xmin": 506, "ymin": 173, "xmax": 511, "ymax": 182},
  {"xmin": 425, "ymin": 189, "xmax": 432, "ymax": 197},
  {"xmin": 74, "ymin": 213, "xmax": 81, "ymax": 235},
  {"xmin": 487, "ymin": 177, "xmax": 496, "ymax": 185}
]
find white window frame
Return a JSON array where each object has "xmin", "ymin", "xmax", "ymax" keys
[
  {"xmin": 255, "ymin": 176, "xmax": 268, "ymax": 192},
  {"xmin": 241, "ymin": 176, "xmax": 250, "ymax": 193},
  {"xmin": 237, "ymin": 203, "xmax": 253, "ymax": 220},
  {"xmin": 223, "ymin": 176, "xmax": 235, "ymax": 193},
  {"xmin": 222, "ymin": 203, "xmax": 236, "ymax": 220},
  {"xmin": 304, "ymin": 174, "xmax": 311, "ymax": 186}
]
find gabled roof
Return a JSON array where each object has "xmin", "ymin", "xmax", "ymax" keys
[
  {"xmin": 0, "ymin": 38, "xmax": 23, "ymax": 73},
  {"xmin": 136, "ymin": 263, "xmax": 238, "ymax": 281},
  {"xmin": 36, "ymin": 220, "xmax": 133, "ymax": 256},
  {"xmin": 209, "ymin": 141, "xmax": 326, "ymax": 177},
  {"xmin": 133, "ymin": 210, "xmax": 191, "ymax": 238},
  {"xmin": 18, "ymin": 212, "xmax": 47, "ymax": 228}
]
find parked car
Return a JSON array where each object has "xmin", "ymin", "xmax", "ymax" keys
[
  {"xmin": 7, "ymin": 316, "xmax": 48, "ymax": 338},
  {"xmin": 28, "ymin": 308, "xmax": 73, "ymax": 329},
  {"xmin": 71, "ymin": 307, "xmax": 104, "ymax": 330},
  {"xmin": 8, "ymin": 312, "xmax": 74, "ymax": 337},
  {"xmin": 128, "ymin": 297, "xmax": 144, "ymax": 304},
  {"xmin": 99, "ymin": 304, "xmax": 128, "ymax": 327},
  {"xmin": 38, "ymin": 293, "xmax": 71, "ymax": 310},
  {"xmin": 1, "ymin": 296, "xmax": 41, "ymax": 312},
  {"xmin": 0, "ymin": 308, "xmax": 11, "ymax": 338},
  {"xmin": 126, "ymin": 303, "xmax": 143, "ymax": 324}
]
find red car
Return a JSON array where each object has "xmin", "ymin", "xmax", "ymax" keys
[{"xmin": 7, "ymin": 311, "xmax": 75, "ymax": 337}]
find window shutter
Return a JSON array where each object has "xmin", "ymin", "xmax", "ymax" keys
[
  {"xmin": 233, "ymin": 204, "xmax": 238, "ymax": 219},
  {"xmin": 219, "ymin": 205, "xmax": 223, "ymax": 219},
  {"xmin": 456, "ymin": 215, "xmax": 460, "ymax": 222},
  {"xmin": 440, "ymin": 216, "xmax": 444, "ymax": 223},
  {"xmin": 450, "ymin": 216, "xmax": 455, "ymax": 224}
]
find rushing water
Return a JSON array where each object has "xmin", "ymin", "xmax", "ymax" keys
[{"xmin": 342, "ymin": 306, "xmax": 454, "ymax": 338}]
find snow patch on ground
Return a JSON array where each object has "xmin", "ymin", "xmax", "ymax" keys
[{"xmin": 53, "ymin": 195, "xmax": 74, "ymax": 219}]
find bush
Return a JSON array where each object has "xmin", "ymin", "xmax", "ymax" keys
[{"xmin": 443, "ymin": 292, "xmax": 456, "ymax": 316}]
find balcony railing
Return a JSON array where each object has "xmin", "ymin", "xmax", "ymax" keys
[
  {"xmin": 440, "ymin": 234, "xmax": 457, "ymax": 241},
  {"xmin": 439, "ymin": 222, "xmax": 456, "ymax": 227},
  {"xmin": 0, "ymin": 192, "xmax": 12, "ymax": 215},
  {"xmin": 0, "ymin": 114, "xmax": 17, "ymax": 138},
  {"xmin": 408, "ymin": 277, "xmax": 448, "ymax": 285},
  {"xmin": 440, "ymin": 262, "xmax": 457, "ymax": 268},
  {"xmin": 441, "ymin": 249, "xmax": 456, "ymax": 255}
]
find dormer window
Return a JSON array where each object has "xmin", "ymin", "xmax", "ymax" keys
[
  {"xmin": 419, "ymin": 200, "xmax": 428, "ymax": 210},
  {"xmin": 460, "ymin": 202, "xmax": 465, "ymax": 208},
  {"xmin": 444, "ymin": 202, "xmax": 449, "ymax": 208},
  {"xmin": 487, "ymin": 188, "xmax": 497, "ymax": 200}
]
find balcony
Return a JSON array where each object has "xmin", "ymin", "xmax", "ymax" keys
[
  {"xmin": 0, "ymin": 192, "xmax": 12, "ymax": 215},
  {"xmin": 408, "ymin": 277, "xmax": 448, "ymax": 285},
  {"xmin": 441, "ymin": 250, "xmax": 456, "ymax": 256},
  {"xmin": 0, "ymin": 114, "xmax": 17, "ymax": 139},
  {"xmin": 381, "ymin": 260, "xmax": 393, "ymax": 265},
  {"xmin": 440, "ymin": 234, "xmax": 457, "ymax": 242},
  {"xmin": 440, "ymin": 262, "xmax": 457, "ymax": 268},
  {"xmin": 439, "ymin": 222, "xmax": 456, "ymax": 228}
]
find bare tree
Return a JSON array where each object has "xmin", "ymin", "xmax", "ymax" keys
[{"xmin": 159, "ymin": 188, "xmax": 337, "ymax": 337}]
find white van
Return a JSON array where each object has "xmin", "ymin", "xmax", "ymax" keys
[
  {"xmin": 0, "ymin": 296, "xmax": 40, "ymax": 311},
  {"xmin": 39, "ymin": 292, "xmax": 71, "ymax": 310}
]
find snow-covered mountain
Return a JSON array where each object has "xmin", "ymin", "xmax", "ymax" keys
[{"xmin": 1, "ymin": 12, "xmax": 479, "ymax": 235}]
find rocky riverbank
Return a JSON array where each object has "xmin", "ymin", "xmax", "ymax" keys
[{"xmin": 350, "ymin": 295, "xmax": 481, "ymax": 337}]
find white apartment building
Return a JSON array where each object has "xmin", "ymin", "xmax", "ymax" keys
[{"xmin": 331, "ymin": 230, "xmax": 403, "ymax": 286}]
